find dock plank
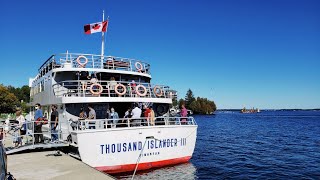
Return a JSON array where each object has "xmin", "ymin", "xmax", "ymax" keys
[{"xmin": 7, "ymin": 151, "xmax": 114, "ymax": 180}]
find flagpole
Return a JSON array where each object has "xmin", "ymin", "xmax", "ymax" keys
[{"xmin": 101, "ymin": 10, "xmax": 105, "ymax": 59}]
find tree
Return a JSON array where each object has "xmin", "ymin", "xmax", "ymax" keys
[
  {"xmin": 20, "ymin": 85, "xmax": 31, "ymax": 102},
  {"xmin": 188, "ymin": 96, "xmax": 217, "ymax": 114},
  {"xmin": 172, "ymin": 98, "xmax": 178, "ymax": 107},
  {"xmin": 6, "ymin": 85, "xmax": 30, "ymax": 103},
  {"xmin": 0, "ymin": 85, "xmax": 18, "ymax": 113},
  {"xmin": 178, "ymin": 98, "xmax": 185, "ymax": 108},
  {"xmin": 185, "ymin": 89, "xmax": 195, "ymax": 109}
]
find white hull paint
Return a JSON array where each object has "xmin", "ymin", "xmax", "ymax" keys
[{"xmin": 76, "ymin": 125, "xmax": 197, "ymax": 174}]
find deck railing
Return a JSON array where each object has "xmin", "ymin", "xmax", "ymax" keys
[
  {"xmin": 0, "ymin": 117, "xmax": 196, "ymax": 152},
  {"xmin": 52, "ymin": 80, "xmax": 173, "ymax": 99},
  {"xmin": 0, "ymin": 120, "xmax": 67, "ymax": 152},
  {"xmin": 70, "ymin": 116, "xmax": 197, "ymax": 131},
  {"xmin": 37, "ymin": 53, "xmax": 151, "ymax": 77}
]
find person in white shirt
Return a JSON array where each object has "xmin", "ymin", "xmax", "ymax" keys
[
  {"xmin": 88, "ymin": 105, "xmax": 96, "ymax": 129},
  {"xmin": 15, "ymin": 108, "xmax": 25, "ymax": 146},
  {"xmin": 131, "ymin": 104, "xmax": 142, "ymax": 126}
]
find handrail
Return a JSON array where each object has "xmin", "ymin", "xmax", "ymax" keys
[
  {"xmin": 52, "ymin": 80, "xmax": 175, "ymax": 99},
  {"xmin": 0, "ymin": 120, "xmax": 67, "ymax": 151},
  {"xmin": 36, "ymin": 53, "xmax": 151, "ymax": 80},
  {"xmin": 0, "ymin": 116, "xmax": 196, "ymax": 150},
  {"xmin": 70, "ymin": 116, "xmax": 197, "ymax": 131}
]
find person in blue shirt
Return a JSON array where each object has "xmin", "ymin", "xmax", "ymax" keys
[{"xmin": 34, "ymin": 103, "xmax": 44, "ymax": 143}]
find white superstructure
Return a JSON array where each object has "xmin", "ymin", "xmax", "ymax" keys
[{"xmin": 28, "ymin": 52, "xmax": 198, "ymax": 174}]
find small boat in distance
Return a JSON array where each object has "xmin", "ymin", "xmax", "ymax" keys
[{"xmin": 241, "ymin": 107, "xmax": 260, "ymax": 113}]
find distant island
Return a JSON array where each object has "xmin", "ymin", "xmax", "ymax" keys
[
  {"xmin": 217, "ymin": 109, "xmax": 320, "ymax": 111},
  {"xmin": 174, "ymin": 89, "xmax": 216, "ymax": 115}
]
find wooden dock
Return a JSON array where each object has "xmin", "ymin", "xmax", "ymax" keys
[{"xmin": 7, "ymin": 150, "xmax": 114, "ymax": 180}]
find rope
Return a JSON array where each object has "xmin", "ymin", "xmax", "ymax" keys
[
  {"xmin": 131, "ymin": 138, "xmax": 148, "ymax": 180},
  {"xmin": 131, "ymin": 128, "xmax": 197, "ymax": 179}
]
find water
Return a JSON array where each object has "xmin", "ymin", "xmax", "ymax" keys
[{"xmin": 116, "ymin": 110, "xmax": 320, "ymax": 179}]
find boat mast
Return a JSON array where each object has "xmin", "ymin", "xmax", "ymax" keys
[{"xmin": 101, "ymin": 10, "xmax": 105, "ymax": 59}]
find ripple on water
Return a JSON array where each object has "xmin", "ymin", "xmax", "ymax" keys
[{"xmin": 117, "ymin": 111, "xmax": 320, "ymax": 179}]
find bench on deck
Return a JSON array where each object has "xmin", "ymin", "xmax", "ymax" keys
[{"xmin": 104, "ymin": 60, "xmax": 130, "ymax": 69}]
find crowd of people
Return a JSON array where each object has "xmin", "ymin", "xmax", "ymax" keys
[
  {"xmin": 0, "ymin": 102, "xmax": 190, "ymax": 147},
  {"xmin": 73, "ymin": 103, "xmax": 157, "ymax": 130}
]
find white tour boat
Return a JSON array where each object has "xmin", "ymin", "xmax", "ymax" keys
[{"xmin": 27, "ymin": 52, "xmax": 198, "ymax": 174}]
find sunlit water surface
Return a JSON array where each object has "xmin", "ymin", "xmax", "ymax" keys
[{"xmin": 115, "ymin": 111, "xmax": 320, "ymax": 179}]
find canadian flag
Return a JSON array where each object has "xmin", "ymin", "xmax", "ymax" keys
[{"xmin": 84, "ymin": 20, "xmax": 108, "ymax": 34}]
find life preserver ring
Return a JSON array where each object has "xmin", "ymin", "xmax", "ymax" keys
[
  {"xmin": 90, "ymin": 83, "xmax": 103, "ymax": 95},
  {"xmin": 135, "ymin": 84, "xmax": 147, "ymax": 96},
  {"xmin": 115, "ymin": 83, "xmax": 127, "ymax": 96},
  {"xmin": 76, "ymin": 55, "xmax": 88, "ymax": 67},
  {"xmin": 135, "ymin": 62, "xmax": 143, "ymax": 73},
  {"xmin": 153, "ymin": 86, "xmax": 163, "ymax": 97}
]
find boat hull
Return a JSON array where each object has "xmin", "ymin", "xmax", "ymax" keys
[{"xmin": 76, "ymin": 125, "xmax": 197, "ymax": 174}]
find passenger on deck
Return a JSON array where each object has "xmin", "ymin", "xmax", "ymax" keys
[
  {"xmin": 109, "ymin": 77, "xmax": 117, "ymax": 97},
  {"xmin": 149, "ymin": 106, "xmax": 155, "ymax": 126},
  {"xmin": 124, "ymin": 107, "xmax": 132, "ymax": 118},
  {"xmin": 120, "ymin": 107, "xmax": 132, "ymax": 127},
  {"xmin": 15, "ymin": 108, "xmax": 25, "ymax": 146},
  {"xmin": 34, "ymin": 103, "xmax": 44, "ymax": 143},
  {"xmin": 79, "ymin": 71, "xmax": 89, "ymax": 93},
  {"xmin": 131, "ymin": 80, "xmax": 137, "ymax": 97},
  {"xmin": 88, "ymin": 105, "xmax": 96, "ymax": 129},
  {"xmin": 90, "ymin": 73, "xmax": 98, "ymax": 84},
  {"xmin": 75, "ymin": 107, "xmax": 87, "ymax": 130},
  {"xmin": 180, "ymin": 104, "xmax": 188, "ymax": 125},
  {"xmin": 50, "ymin": 105, "xmax": 59, "ymax": 142},
  {"xmin": 108, "ymin": 108, "xmax": 119, "ymax": 128},
  {"xmin": 131, "ymin": 104, "xmax": 142, "ymax": 126},
  {"xmin": 79, "ymin": 108, "xmax": 87, "ymax": 120},
  {"xmin": 143, "ymin": 105, "xmax": 151, "ymax": 126},
  {"xmin": 126, "ymin": 83, "xmax": 131, "ymax": 96}
]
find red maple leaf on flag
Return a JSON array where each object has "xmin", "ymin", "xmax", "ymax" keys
[{"xmin": 92, "ymin": 23, "xmax": 100, "ymax": 30}]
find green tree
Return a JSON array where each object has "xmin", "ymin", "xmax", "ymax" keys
[
  {"xmin": 20, "ymin": 85, "xmax": 31, "ymax": 103},
  {"xmin": 0, "ymin": 85, "xmax": 18, "ymax": 113},
  {"xmin": 185, "ymin": 89, "xmax": 195, "ymax": 109},
  {"xmin": 178, "ymin": 98, "xmax": 185, "ymax": 108},
  {"xmin": 188, "ymin": 96, "xmax": 217, "ymax": 114},
  {"xmin": 172, "ymin": 98, "xmax": 178, "ymax": 107}
]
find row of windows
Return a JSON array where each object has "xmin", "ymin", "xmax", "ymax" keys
[{"xmin": 30, "ymin": 76, "xmax": 51, "ymax": 96}]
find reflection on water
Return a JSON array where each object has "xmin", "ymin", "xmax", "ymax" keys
[{"xmin": 115, "ymin": 163, "xmax": 197, "ymax": 179}]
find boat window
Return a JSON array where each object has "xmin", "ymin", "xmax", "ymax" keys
[{"xmin": 65, "ymin": 103, "xmax": 110, "ymax": 119}]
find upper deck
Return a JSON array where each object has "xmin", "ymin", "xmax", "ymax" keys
[{"xmin": 36, "ymin": 53, "xmax": 151, "ymax": 81}]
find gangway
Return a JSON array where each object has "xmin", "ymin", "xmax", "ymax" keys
[
  {"xmin": 5, "ymin": 141, "xmax": 69, "ymax": 155},
  {"xmin": 1, "ymin": 121, "xmax": 70, "ymax": 155}
]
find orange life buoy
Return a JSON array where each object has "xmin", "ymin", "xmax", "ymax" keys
[
  {"xmin": 76, "ymin": 55, "xmax": 88, "ymax": 67},
  {"xmin": 153, "ymin": 86, "xmax": 163, "ymax": 97},
  {"xmin": 115, "ymin": 84, "xmax": 127, "ymax": 96},
  {"xmin": 90, "ymin": 83, "xmax": 103, "ymax": 95},
  {"xmin": 136, "ymin": 84, "xmax": 147, "ymax": 96},
  {"xmin": 135, "ymin": 62, "xmax": 143, "ymax": 73}
]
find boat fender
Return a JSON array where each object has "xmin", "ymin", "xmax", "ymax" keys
[
  {"xmin": 135, "ymin": 62, "xmax": 143, "ymax": 73},
  {"xmin": 90, "ymin": 83, "xmax": 103, "ymax": 95},
  {"xmin": 115, "ymin": 83, "xmax": 127, "ymax": 96},
  {"xmin": 153, "ymin": 86, "xmax": 163, "ymax": 97},
  {"xmin": 136, "ymin": 84, "xmax": 147, "ymax": 97},
  {"xmin": 76, "ymin": 55, "xmax": 88, "ymax": 67}
]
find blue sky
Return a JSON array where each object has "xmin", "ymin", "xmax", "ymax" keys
[{"xmin": 0, "ymin": 0, "xmax": 319, "ymax": 109}]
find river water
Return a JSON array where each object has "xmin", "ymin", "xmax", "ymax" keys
[{"xmin": 116, "ymin": 110, "xmax": 320, "ymax": 179}]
